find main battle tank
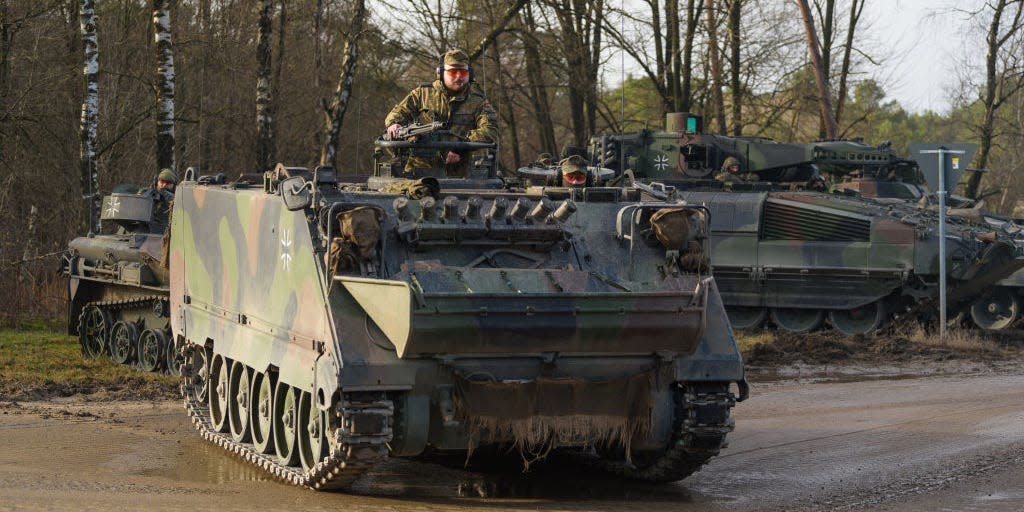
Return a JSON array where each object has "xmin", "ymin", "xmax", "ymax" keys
[
  {"xmin": 169, "ymin": 151, "xmax": 747, "ymax": 489},
  {"xmin": 587, "ymin": 113, "xmax": 1024, "ymax": 335},
  {"xmin": 63, "ymin": 189, "xmax": 177, "ymax": 373}
]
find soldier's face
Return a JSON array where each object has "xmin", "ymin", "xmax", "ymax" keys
[
  {"xmin": 157, "ymin": 179, "xmax": 175, "ymax": 191},
  {"xmin": 443, "ymin": 65, "xmax": 469, "ymax": 92}
]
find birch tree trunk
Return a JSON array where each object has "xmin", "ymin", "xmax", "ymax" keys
[
  {"xmin": 705, "ymin": 0, "xmax": 727, "ymax": 133},
  {"xmin": 795, "ymin": 0, "xmax": 838, "ymax": 139},
  {"xmin": 79, "ymin": 0, "xmax": 101, "ymax": 234},
  {"xmin": 256, "ymin": 0, "xmax": 274, "ymax": 172},
  {"xmin": 320, "ymin": 0, "xmax": 366, "ymax": 168},
  {"xmin": 727, "ymin": 0, "xmax": 741, "ymax": 135},
  {"xmin": 153, "ymin": 0, "xmax": 175, "ymax": 173}
]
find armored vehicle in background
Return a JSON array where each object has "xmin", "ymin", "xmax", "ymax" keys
[
  {"xmin": 63, "ymin": 189, "xmax": 176, "ymax": 373},
  {"xmin": 589, "ymin": 113, "xmax": 1024, "ymax": 335},
  {"xmin": 169, "ymin": 149, "xmax": 747, "ymax": 489}
]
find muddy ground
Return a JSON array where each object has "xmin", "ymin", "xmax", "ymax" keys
[{"xmin": 1, "ymin": 334, "xmax": 1023, "ymax": 511}]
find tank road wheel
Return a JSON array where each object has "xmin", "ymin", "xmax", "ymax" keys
[
  {"xmin": 250, "ymin": 371, "xmax": 276, "ymax": 454},
  {"xmin": 78, "ymin": 306, "xmax": 110, "ymax": 358},
  {"xmin": 726, "ymin": 307, "xmax": 768, "ymax": 330},
  {"xmin": 273, "ymin": 382, "xmax": 300, "ymax": 466},
  {"xmin": 137, "ymin": 328, "xmax": 166, "ymax": 372},
  {"xmin": 185, "ymin": 345, "xmax": 210, "ymax": 403},
  {"xmin": 298, "ymin": 391, "xmax": 327, "ymax": 472},
  {"xmin": 970, "ymin": 288, "xmax": 1021, "ymax": 331},
  {"xmin": 109, "ymin": 321, "xmax": 138, "ymax": 365},
  {"xmin": 770, "ymin": 308, "xmax": 825, "ymax": 333},
  {"xmin": 228, "ymin": 361, "xmax": 252, "ymax": 443},
  {"xmin": 208, "ymin": 354, "xmax": 231, "ymax": 433},
  {"xmin": 828, "ymin": 301, "xmax": 887, "ymax": 336},
  {"xmin": 165, "ymin": 335, "xmax": 181, "ymax": 376}
]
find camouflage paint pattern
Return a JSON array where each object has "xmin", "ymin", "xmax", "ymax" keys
[{"xmin": 169, "ymin": 177, "xmax": 744, "ymax": 453}]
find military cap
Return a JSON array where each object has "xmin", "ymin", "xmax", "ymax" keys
[
  {"xmin": 443, "ymin": 49, "xmax": 470, "ymax": 68},
  {"xmin": 561, "ymin": 154, "xmax": 587, "ymax": 175},
  {"xmin": 158, "ymin": 168, "xmax": 179, "ymax": 184}
]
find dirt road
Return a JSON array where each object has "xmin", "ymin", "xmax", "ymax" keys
[{"xmin": 1, "ymin": 370, "xmax": 1022, "ymax": 511}]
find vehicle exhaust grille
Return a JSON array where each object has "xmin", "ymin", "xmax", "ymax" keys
[{"xmin": 762, "ymin": 198, "xmax": 871, "ymax": 241}]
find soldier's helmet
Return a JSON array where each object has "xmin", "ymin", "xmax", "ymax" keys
[
  {"xmin": 158, "ymin": 168, "xmax": 179, "ymax": 184},
  {"xmin": 442, "ymin": 49, "xmax": 470, "ymax": 68},
  {"xmin": 721, "ymin": 156, "xmax": 740, "ymax": 173},
  {"xmin": 561, "ymin": 155, "xmax": 588, "ymax": 186}
]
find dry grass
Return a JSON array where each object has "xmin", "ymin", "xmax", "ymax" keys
[
  {"xmin": 734, "ymin": 329, "xmax": 776, "ymax": 353},
  {"xmin": 0, "ymin": 326, "xmax": 179, "ymax": 401},
  {"xmin": 894, "ymin": 322, "xmax": 1000, "ymax": 352}
]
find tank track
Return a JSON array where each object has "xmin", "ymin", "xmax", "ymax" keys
[
  {"xmin": 180, "ymin": 363, "xmax": 393, "ymax": 490},
  {"xmin": 78, "ymin": 295, "xmax": 165, "ymax": 354},
  {"xmin": 591, "ymin": 382, "xmax": 736, "ymax": 482}
]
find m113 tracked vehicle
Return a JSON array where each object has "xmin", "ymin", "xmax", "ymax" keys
[
  {"xmin": 170, "ymin": 154, "xmax": 747, "ymax": 489},
  {"xmin": 589, "ymin": 113, "xmax": 1024, "ymax": 335},
  {"xmin": 63, "ymin": 189, "xmax": 177, "ymax": 373}
]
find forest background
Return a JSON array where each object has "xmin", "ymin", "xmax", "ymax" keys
[{"xmin": 0, "ymin": 0, "xmax": 1022, "ymax": 322}]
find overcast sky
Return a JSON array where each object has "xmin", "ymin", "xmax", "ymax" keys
[{"xmin": 865, "ymin": 0, "xmax": 987, "ymax": 114}]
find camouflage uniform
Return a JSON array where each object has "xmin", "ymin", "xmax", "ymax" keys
[
  {"xmin": 715, "ymin": 156, "xmax": 751, "ymax": 183},
  {"xmin": 384, "ymin": 51, "xmax": 498, "ymax": 177},
  {"xmin": 145, "ymin": 168, "xmax": 177, "ymax": 233}
]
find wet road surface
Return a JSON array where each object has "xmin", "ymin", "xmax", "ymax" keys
[{"xmin": 1, "ymin": 371, "xmax": 1022, "ymax": 511}]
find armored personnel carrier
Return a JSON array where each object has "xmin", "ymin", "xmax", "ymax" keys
[
  {"xmin": 169, "ymin": 142, "xmax": 747, "ymax": 489},
  {"xmin": 63, "ymin": 189, "xmax": 177, "ymax": 373},
  {"xmin": 589, "ymin": 114, "xmax": 1024, "ymax": 335}
]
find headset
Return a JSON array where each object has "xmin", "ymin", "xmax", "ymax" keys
[{"xmin": 437, "ymin": 52, "xmax": 474, "ymax": 83}]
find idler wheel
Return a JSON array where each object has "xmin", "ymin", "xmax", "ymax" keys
[
  {"xmin": 250, "ymin": 371, "xmax": 276, "ymax": 454},
  {"xmin": 78, "ymin": 306, "xmax": 110, "ymax": 358},
  {"xmin": 164, "ymin": 335, "xmax": 181, "ymax": 376},
  {"xmin": 208, "ymin": 354, "xmax": 231, "ymax": 433},
  {"xmin": 726, "ymin": 307, "xmax": 767, "ymax": 330},
  {"xmin": 185, "ymin": 345, "xmax": 210, "ymax": 403},
  {"xmin": 770, "ymin": 308, "xmax": 824, "ymax": 333},
  {"xmin": 137, "ymin": 328, "xmax": 166, "ymax": 372},
  {"xmin": 109, "ymin": 321, "xmax": 137, "ymax": 365},
  {"xmin": 970, "ymin": 288, "xmax": 1020, "ymax": 331},
  {"xmin": 228, "ymin": 361, "xmax": 252, "ymax": 443},
  {"xmin": 828, "ymin": 301, "xmax": 887, "ymax": 336},
  {"xmin": 298, "ymin": 391, "xmax": 327, "ymax": 472},
  {"xmin": 273, "ymin": 382, "xmax": 300, "ymax": 466}
]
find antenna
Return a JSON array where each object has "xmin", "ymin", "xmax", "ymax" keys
[{"xmin": 619, "ymin": 0, "xmax": 625, "ymax": 176}]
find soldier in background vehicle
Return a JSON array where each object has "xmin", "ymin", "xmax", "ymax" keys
[
  {"xmin": 145, "ymin": 168, "xmax": 177, "ymax": 233},
  {"xmin": 715, "ymin": 157, "xmax": 750, "ymax": 184},
  {"xmin": 384, "ymin": 49, "xmax": 498, "ymax": 177},
  {"xmin": 156, "ymin": 168, "xmax": 177, "ymax": 193}
]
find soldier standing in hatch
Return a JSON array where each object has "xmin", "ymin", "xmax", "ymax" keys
[
  {"xmin": 384, "ymin": 49, "xmax": 498, "ymax": 177},
  {"xmin": 715, "ymin": 156, "xmax": 750, "ymax": 183},
  {"xmin": 146, "ymin": 168, "xmax": 177, "ymax": 233}
]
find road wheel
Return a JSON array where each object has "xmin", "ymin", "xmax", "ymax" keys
[
  {"xmin": 770, "ymin": 308, "xmax": 824, "ymax": 333},
  {"xmin": 137, "ymin": 328, "xmax": 166, "ymax": 372},
  {"xmin": 250, "ymin": 371, "xmax": 275, "ymax": 454},
  {"xmin": 109, "ymin": 321, "xmax": 137, "ymax": 365},
  {"xmin": 298, "ymin": 391, "xmax": 327, "ymax": 472},
  {"xmin": 726, "ymin": 306, "xmax": 767, "ymax": 330},
  {"xmin": 78, "ymin": 306, "xmax": 109, "ymax": 358},
  {"xmin": 228, "ymin": 361, "xmax": 252, "ymax": 443},
  {"xmin": 829, "ymin": 301, "xmax": 887, "ymax": 336},
  {"xmin": 273, "ymin": 381, "xmax": 299, "ymax": 467},
  {"xmin": 970, "ymin": 288, "xmax": 1020, "ymax": 331},
  {"xmin": 208, "ymin": 354, "xmax": 230, "ymax": 433}
]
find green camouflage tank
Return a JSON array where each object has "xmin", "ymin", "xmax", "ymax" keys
[
  {"xmin": 587, "ymin": 113, "xmax": 1024, "ymax": 335},
  {"xmin": 169, "ymin": 162, "xmax": 747, "ymax": 489},
  {"xmin": 63, "ymin": 189, "xmax": 177, "ymax": 373}
]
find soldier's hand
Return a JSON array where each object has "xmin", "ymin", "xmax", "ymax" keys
[
  {"xmin": 445, "ymin": 151, "xmax": 461, "ymax": 164},
  {"xmin": 386, "ymin": 123, "xmax": 401, "ymax": 139}
]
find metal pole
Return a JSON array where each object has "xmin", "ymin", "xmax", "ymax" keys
[{"xmin": 919, "ymin": 147, "xmax": 967, "ymax": 339}]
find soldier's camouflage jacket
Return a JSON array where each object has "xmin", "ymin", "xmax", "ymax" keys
[{"xmin": 384, "ymin": 80, "xmax": 497, "ymax": 175}]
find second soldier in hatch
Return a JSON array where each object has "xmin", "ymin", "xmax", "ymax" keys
[{"xmin": 384, "ymin": 49, "xmax": 498, "ymax": 177}]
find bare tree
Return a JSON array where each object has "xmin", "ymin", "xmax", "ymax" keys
[
  {"xmin": 681, "ymin": 0, "xmax": 701, "ymax": 112},
  {"xmin": 551, "ymin": 0, "xmax": 606, "ymax": 148},
  {"xmin": 705, "ymin": 0, "xmax": 726, "ymax": 132},
  {"xmin": 80, "ymin": 0, "xmax": 100, "ymax": 234},
  {"xmin": 835, "ymin": 0, "xmax": 864, "ymax": 128},
  {"xmin": 795, "ymin": 0, "xmax": 838, "ymax": 138},
  {"xmin": 321, "ymin": 0, "xmax": 366, "ymax": 168},
  {"xmin": 153, "ymin": 0, "xmax": 175, "ymax": 173},
  {"xmin": 727, "ymin": 0, "xmax": 741, "ymax": 134},
  {"xmin": 256, "ymin": 0, "xmax": 274, "ymax": 172},
  {"xmin": 521, "ymin": 3, "xmax": 557, "ymax": 155},
  {"xmin": 964, "ymin": 0, "xmax": 1024, "ymax": 199}
]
